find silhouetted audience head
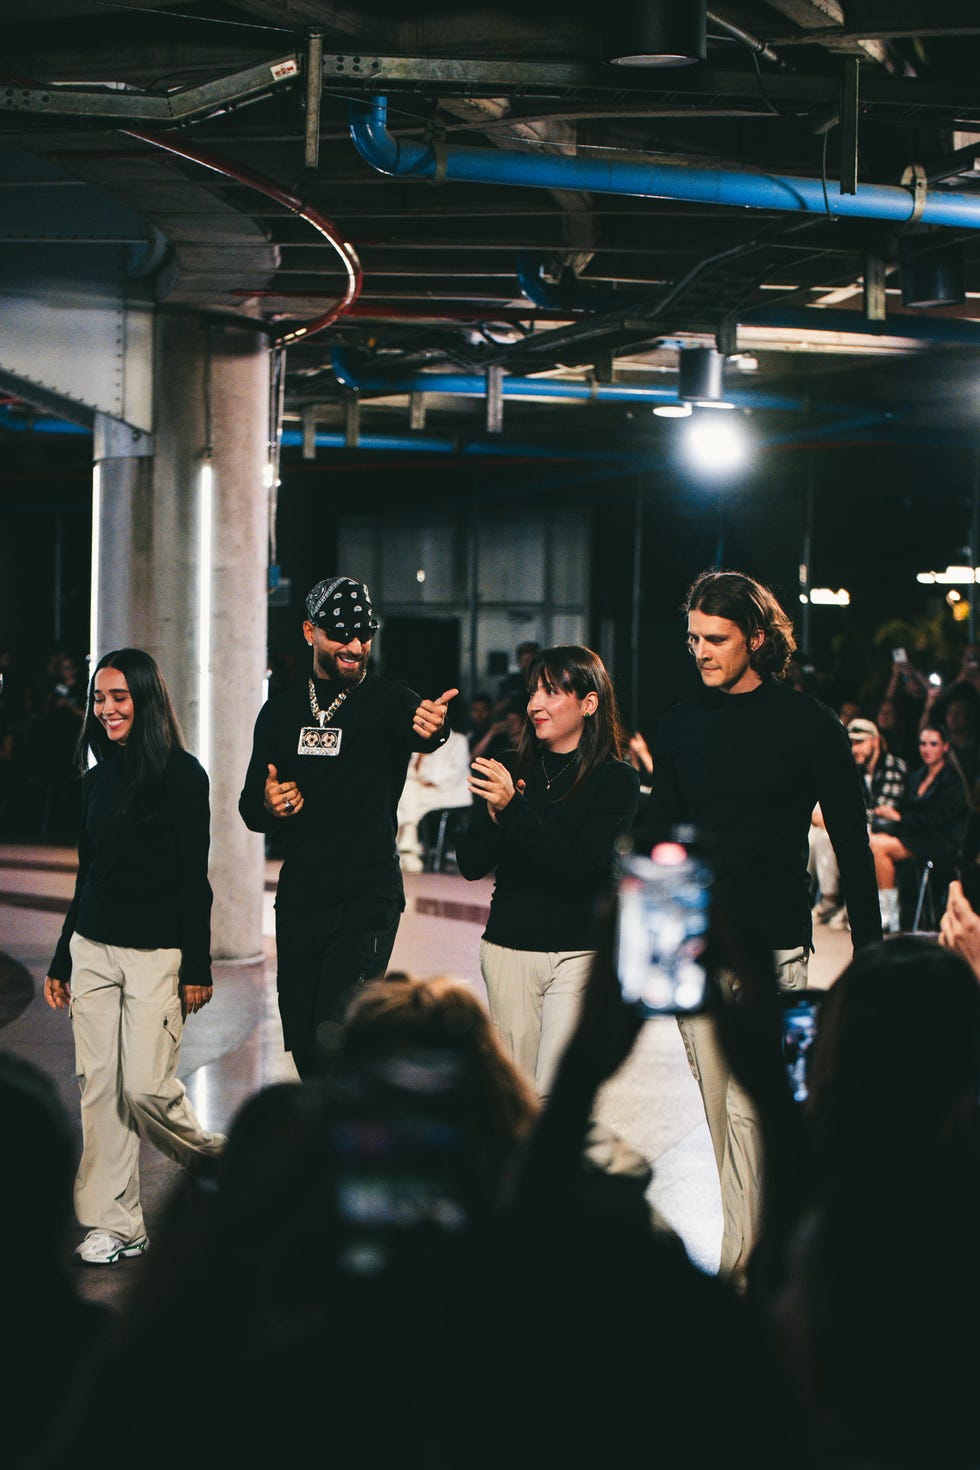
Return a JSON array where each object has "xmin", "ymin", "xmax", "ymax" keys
[
  {"xmin": 339, "ymin": 971, "xmax": 539, "ymax": 1212},
  {"xmin": 805, "ymin": 935, "xmax": 980, "ymax": 1176},
  {"xmin": 765, "ymin": 935, "xmax": 980, "ymax": 1467}
]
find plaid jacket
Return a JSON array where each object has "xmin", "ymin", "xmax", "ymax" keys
[{"xmin": 862, "ymin": 750, "xmax": 907, "ymax": 813}]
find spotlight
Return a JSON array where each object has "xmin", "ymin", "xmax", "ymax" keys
[
  {"xmin": 680, "ymin": 412, "xmax": 749, "ymax": 474},
  {"xmin": 679, "ymin": 345, "xmax": 730, "ymax": 406},
  {"xmin": 602, "ymin": 0, "xmax": 706, "ymax": 67},
  {"xmin": 653, "ymin": 402, "xmax": 692, "ymax": 418}
]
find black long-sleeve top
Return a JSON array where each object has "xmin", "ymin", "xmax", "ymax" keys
[
  {"xmin": 456, "ymin": 753, "xmax": 639, "ymax": 951},
  {"xmin": 896, "ymin": 761, "xmax": 969, "ymax": 863},
  {"xmin": 49, "ymin": 747, "xmax": 213, "ymax": 987},
  {"xmin": 239, "ymin": 672, "xmax": 447, "ymax": 911},
  {"xmin": 644, "ymin": 678, "xmax": 882, "ymax": 953}
]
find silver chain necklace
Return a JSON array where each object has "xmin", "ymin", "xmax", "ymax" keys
[{"xmin": 542, "ymin": 750, "xmax": 578, "ymax": 791}]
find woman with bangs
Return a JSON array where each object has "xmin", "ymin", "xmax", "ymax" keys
[{"xmin": 457, "ymin": 645, "xmax": 639, "ymax": 1098}]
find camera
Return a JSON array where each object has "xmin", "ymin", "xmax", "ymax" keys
[
  {"xmin": 780, "ymin": 988, "xmax": 826, "ymax": 1103},
  {"xmin": 614, "ymin": 829, "xmax": 712, "ymax": 1016},
  {"xmin": 891, "ymin": 647, "xmax": 907, "ymax": 666}
]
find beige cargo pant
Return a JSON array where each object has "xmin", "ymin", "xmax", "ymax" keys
[
  {"xmin": 677, "ymin": 945, "xmax": 808, "ymax": 1280},
  {"xmin": 69, "ymin": 933, "xmax": 225, "ymax": 1243}
]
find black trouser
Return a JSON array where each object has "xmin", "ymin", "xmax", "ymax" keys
[{"xmin": 274, "ymin": 897, "xmax": 402, "ymax": 1080}]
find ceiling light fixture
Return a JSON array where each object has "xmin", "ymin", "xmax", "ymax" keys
[
  {"xmin": 899, "ymin": 233, "xmax": 965, "ymax": 309},
  {"xmin": 602, "ymin": 0, "xmax": 706, "ymax": 67},
  {"xmin": 678, "ymin": 345, "xmax": 730, "ymax": 405}
]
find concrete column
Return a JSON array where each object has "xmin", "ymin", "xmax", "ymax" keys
[{"xmin": 94, "ymin": 309, "xmax": 269, "ymax": 963}]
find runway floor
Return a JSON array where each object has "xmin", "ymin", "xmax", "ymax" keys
[{"xmin": 0, "ymin": 840, "xmax": 855, "ymax": 1313}]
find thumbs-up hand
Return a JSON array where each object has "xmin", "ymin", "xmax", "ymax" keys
[
  {"xmin": 263, "ymin": 761, "xmax": 304, "ymax": 819},
  {"xmin": 413, "ymin": 687, "xmax": 459, "ymax": 739}
]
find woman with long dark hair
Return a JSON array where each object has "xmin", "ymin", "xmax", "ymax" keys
[
  {"xmin": 456, "ymin": 645, "xmax": 639, "ymax": 1097},
  {"xmin": 44, "ymin": 648, "xmax": 224, "ymax": 1266},
  {"xmin": 869, "ymin": 721, "xmax": 970, "ymax": 932}
]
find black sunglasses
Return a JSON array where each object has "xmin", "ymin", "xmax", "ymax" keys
[{"xmin": 318, "ymin": 619, "xmax": 380, "ymax": 643}]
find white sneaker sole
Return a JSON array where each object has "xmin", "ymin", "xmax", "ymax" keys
[{"xmin": 76, "ymin": 1236, "xmax": 149, "ymax": 1266}]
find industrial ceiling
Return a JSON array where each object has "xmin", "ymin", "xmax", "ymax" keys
[{"xmin": 5, "ymin": 2, "xmax": 980, "ymax": 453}]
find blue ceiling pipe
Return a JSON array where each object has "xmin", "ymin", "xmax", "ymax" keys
[
  {"xmin": 330, "ymin": 348, "xmax": 879, "ymax": 418},
  {"xmin": 279, "ymin": 428, "xmax": 643, "ymax": 460},
  {"xmin": 350, "ymin": 97, "xmax": 980, "ymax": 230}
]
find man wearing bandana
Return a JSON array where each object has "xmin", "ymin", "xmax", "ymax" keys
[{"xmin": 240, "ymin": 576, "xmax": 458, "ymax": 1079}]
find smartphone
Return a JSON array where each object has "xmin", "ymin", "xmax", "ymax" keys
[
  {"xmin": 327, "ymin": 1047, "xmax": 470, "ymax": 1276},
  {"xmin": 614, "ymin": 832, "xmax": 712, "ymax": 1016},
  {"xmin": 892, "ymin": 647, "xmax": 907, "ymax": 665},
  {"xmin": 780, "ymin": 988, "xmax": 826, "ymax": 1103}
]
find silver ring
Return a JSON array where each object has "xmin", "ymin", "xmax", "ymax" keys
[{"xmin": 283, "ymin": 799, "xmax": 293, "ymax": 813}]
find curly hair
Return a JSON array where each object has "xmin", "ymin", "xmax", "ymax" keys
[{"xmin": 683, "ymin": 568, "xmax": 796, "ymax": 678}]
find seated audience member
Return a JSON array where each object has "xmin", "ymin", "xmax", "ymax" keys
[
  {"xmin": 396, "ymin": 726, "xmax": 472, "ymax": 871},
  {"xmin": 882, "ymin": 653, "xmax": 930, "ymax": 750},
  {"xmin": 492, "ymin": 639, "xmax": 539, "ymax": 717},
  {"xmin": 933, "ymin": 678, "xmax": 980, "ymax": 788},
  {"xmin": 466, "ymin": 691, "xmax": 495, "ymax": 755},
  {"xmin": 810, "ymin": 717, "xmax": 907, "ymax": 929},
  {"xmin": 955, "ymin": 640, "xmax": 980, "ymax": 692},
  {"xmin": 868, "ymin": 722, "xmax": 970, "ymax": 932},
  {"xmin": 875, "ymin": 692, "xmax": 917, "ymax": 767},
  {"xmin": 468, "ymin": 697, "xmax": 521, "ymax": 762}
]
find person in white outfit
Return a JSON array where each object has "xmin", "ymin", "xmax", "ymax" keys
[{"xmin": 397, "ymin": 726, "xmax": 473, "ymax": 870}]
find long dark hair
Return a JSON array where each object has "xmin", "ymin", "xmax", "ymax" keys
[
  {"xmin": 918, "ymin": 721, "xmax": 972, "ymax": 806},
  {"xmin": 684, "ymin": 568, "xmax": 796, "ymax": 678},
  {"xmin": 76, "ymin": 648, "xmax": 185, "ymax": 806},
  {"xmin": 515, "ymin": 645, "xmax": 627, "ymax": 798}
]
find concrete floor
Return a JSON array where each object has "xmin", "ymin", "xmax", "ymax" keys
[{"xmin": 0, "ymin": 842, "xmax": 855, "ymax": 1310}]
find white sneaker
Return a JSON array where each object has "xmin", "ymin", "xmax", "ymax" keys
[
  {"xmin": 75, "ymin": 1229, "xmax": 149, "ymax": 1266},
  {"xmin": 812, "ymin": 897, "xmax": 842, "ymax": 924}
]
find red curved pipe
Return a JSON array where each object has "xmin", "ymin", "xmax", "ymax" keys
[{"xmin": 120, "ymin": 127, "xmax": 363, "ymax": 347}]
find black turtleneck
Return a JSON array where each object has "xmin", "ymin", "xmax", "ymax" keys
[
  {"xmin": 49, "ymin": 746, "xmax": 213, "ymax": 987},
  {"xmin": 456, "ymin": 749, "xmax": 639, "ymax": 951},
  {"xmin": 643, "ymin": 677, "xmax": 881, "ymax": 952}
]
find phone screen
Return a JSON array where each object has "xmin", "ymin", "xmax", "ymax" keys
[
  {"xmin": 328, "ymin": 1048, "xmax": 470, "ymax": 1276},
  {"xmin": 615, "ymin": 838, "xmax": 712, "ymax": 1016},
  {"xmin": 780, "ymin": 989, "xmax": 825, "ymax": 1103}
]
